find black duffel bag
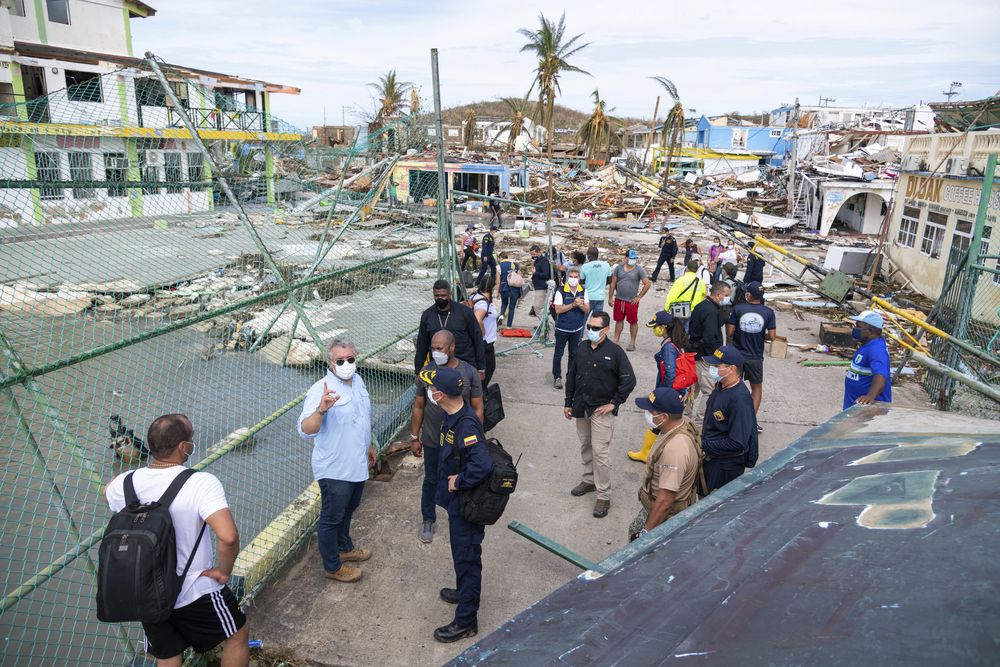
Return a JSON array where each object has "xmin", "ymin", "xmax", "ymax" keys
[{"xmin": 482, "ymin": 383, "xmax": 505, "ymax": 432}]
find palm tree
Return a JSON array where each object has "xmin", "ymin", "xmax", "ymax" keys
[
  {"xmin": 577, "ymin": 89, "xmax": 620, "ymax": 162},
  {"xmin": 519, "ymin": 12, "xmax": 590, "ymax": 274},
  {"xmin": 368, "ymin": 70, "xmax": 413, "ymax": 121},
  {"xmin": 462, "ymin": 108, "xmax": 477, "ymax": 149},
  {"xmin": 488, "ymin": 96, "xmax": 533, "ymax": 158},
  {"xmin": 650, "ymin": 76, "xmax": 685, "ymax": 182}
]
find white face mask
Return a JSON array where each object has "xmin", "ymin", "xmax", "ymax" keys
[
  {"xmin": 627, "ymin": 259, "xmax": 637, "ymax": 266},
  {"xmin": 427, "ymin": 387, "xmax": 440, "ymax": 405},
  {"xmin": 587, "ymin": 328, "xmax": 603, "ymax": 343},
  {"xmin": 644, "ymin": 412, "xmax": 659, "ymax": 429},
  {"xmin": 721, "ymin": 296, "xmax": 732, "ymax": 306},
  {"xmin": 333, "ymin": 361, "xmax": 356, "ymax": 380},
  {"xmin": 567, "ymin": 277, "xmax": 579, "ymax": 288},
  {"xmin": 431, "ymin": 350, "xmax": 449, "ymax": 366}
]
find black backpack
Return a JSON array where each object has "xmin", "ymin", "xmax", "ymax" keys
[
  {"xmin": 96, "ymin": 468, "xmax": 207, "ymax": 623},
  {"xmin": 482, "ymin": 383, "xmax": 505, "ymax": 432},
  {"xmin": 451, "ymin": 418, "xmax": 519, "ymax": 525}
]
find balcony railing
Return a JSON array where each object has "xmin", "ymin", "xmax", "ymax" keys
[{"xmin": 165, "ymin": 107, "xmax": 268, "ymax": 132}]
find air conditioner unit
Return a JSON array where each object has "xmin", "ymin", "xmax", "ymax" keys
[
  {"xmin": 944, "ymin": 157, "xmax": 968, "ymax": 176},
  {"xmin": 902, "ymin": 155, "xmax": 923, "ymax": 171},
  {"xmin": 109, "ymin": 157, "xmax": 130, "ymax": 170}
]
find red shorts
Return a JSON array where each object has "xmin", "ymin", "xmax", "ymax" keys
[{"xmin": 613, "ymin": 298, "xmax": 639, "ymax": 324}]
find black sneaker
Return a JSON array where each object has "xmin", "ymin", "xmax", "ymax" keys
[
  {"xmin": 439, "ymin": 588, "xmax": 459, "ymax": 604},
  {"xmin": 434, "ymin": 622, "xmax": 478, "ymax": 643}
]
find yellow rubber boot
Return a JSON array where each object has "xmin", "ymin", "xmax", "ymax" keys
[{"xmin": 627, "ymin": 429, "xmax": 657, "ymax": 462}]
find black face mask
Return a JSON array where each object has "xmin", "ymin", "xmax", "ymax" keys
[{"xmin": 434, "ymin": 298, "xmax": 450, "ymax": 310}]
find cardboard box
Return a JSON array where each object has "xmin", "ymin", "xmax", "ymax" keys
[{"xmin": 769, "ymin": 336, "xmax": 788, "ymax": 359}]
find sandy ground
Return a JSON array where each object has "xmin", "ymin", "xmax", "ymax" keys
[{"xmin": 248, "ymin": 230, "xmax": 933, "ymax": 667}]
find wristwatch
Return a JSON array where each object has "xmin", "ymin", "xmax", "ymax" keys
[
  {"xmin": 409, "ymin": 434, "xmax": 420, "ymax": 441},
  {"xmin": 639, "ymin": 529, "xmax": 649, "ymax": 536}
]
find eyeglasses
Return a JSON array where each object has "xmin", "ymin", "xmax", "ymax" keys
[
  {"xmin": 333, "ymin": 357, "xmax": 356, "ymax": 366},
  {"xmin": 586, "ymin": 325, "xmax": 605, "ymax": 332}
]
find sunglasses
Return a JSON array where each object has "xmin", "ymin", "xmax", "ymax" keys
[
  {"xmin": 586, "ymin": 325, "xmax": 606, "ymax": 332},
  {"xmin": 333, "ymin": 357, "xmax": 356, "ymax": 366}
]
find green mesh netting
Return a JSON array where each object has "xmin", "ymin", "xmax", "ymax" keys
[{"xmin": 0, "ymin": 55, "xmax": 451, "ymax": 666}]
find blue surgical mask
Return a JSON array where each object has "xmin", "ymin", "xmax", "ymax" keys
[
  {"xmin": 708, "ymin": 365, "xmax": 720, "ymax": 380},
  {"xmin": 721, "ymin": 296, "xmax": 732, "ymax": 306},
  {"xmin": 587, "ymin": 328, "xmax": 602, "ymax": 343},
  {"xmin": 851, "ymin": 327, "xmax": 863, "ymax": 341}
]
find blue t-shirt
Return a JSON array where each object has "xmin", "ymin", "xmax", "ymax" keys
[
  {"xmin": 728, "ymin": 303, "xmax": 776, "ymax": 360},
  {"xmin": 579, "ymin": 260, "xmax": 611, "ymax": 302},
  {"xmin": 843, "ymin": 337, "xmax": 892, "ymax": 409}
]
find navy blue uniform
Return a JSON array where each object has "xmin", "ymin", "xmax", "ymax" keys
[
  {"xmin": 743, "ymin": 254, "xmax": 766, "ymax": 285},
  {"xmin": 476, "ymin": 231, "xmax": 497, "ymax": 283},
  {"xmin": 700, "ymin": 380, "xmax": 758, "ymax": 492},
  {"xmin": 437, "ymin": 403, "xmax": 494, "ymax": 628}
]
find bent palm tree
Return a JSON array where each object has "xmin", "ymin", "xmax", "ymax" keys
[
  {"xmin": 650, "ymin": 76, "xmax": 686, "ymax": 182},
  {"xmin": 577, "ymin": 89, "xmax": 620, "ymax": 161},
  {"xmin": 368, "ymin": 70, "xmax": 413, "ymax": 121},
  {"xmin": 462, "ymin": 108, "xmax": 477, "ymax": 149},
  {"xmin": 519, "ymin": 12, "xmax": 590, "ymax": 276}
]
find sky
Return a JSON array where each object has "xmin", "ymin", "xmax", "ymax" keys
[{"xmin": 131, "ymin": 0, "xmax": 1000, "ymax": 131}]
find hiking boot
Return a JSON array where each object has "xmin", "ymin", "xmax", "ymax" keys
[
  {"xmin": 434, "ymin": 622, "xmax": 478, "ymax": 643},
  {"xmin": 419, "ymin": 520, "xmax": 435, "ymax": 544},
  {"xmin": 593, "ymin": 499, "xmax": 610, "ymax": 518},
  {"xmin": 570, "ymin": 482, "xmax": 596, "ymax": 497},
  {"xmin": 325, "ymin": 564, "xmax": 362, "ymax": 582},
  {"xmin": 339, "ymin": 547, "xmax": 371, "ymax": 562},
  {"xmin": 439, "ymin": 587, "xmax": 460, "ymax": 604},
  {"xmin": 553, "ymin": 376, "xmax": 563, "ymax": 389}
]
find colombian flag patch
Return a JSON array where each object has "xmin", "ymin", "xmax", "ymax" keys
[{"xmin": 463, "ymin": 434, "xmax": 479, "ymax": 447}]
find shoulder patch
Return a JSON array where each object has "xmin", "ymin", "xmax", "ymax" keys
[
  {"xmin": 463, "ymin": 434, "xmax": 479, "ymax": 447},
  {"xmin": 713, "ymin": 409, "xmax": 726, "ymax": 422}
]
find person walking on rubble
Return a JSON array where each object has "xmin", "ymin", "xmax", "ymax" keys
[
  {"xmin": 409, "ymin": 330, "xmax": 484, "ymax": 544},
  {"xmin": 476, "ymin": 224, "xmax": 498, "ymax": 284},
  {"xmin": 651, "ymin": 229, "xmax": 679, "ymax": 283},
  {"xmin": 497, "ymin": 251, "xmax": 522, "ymax": 328},
  {"xmin": 628, "ymin": 389, "xmax": 702, "ymax": 541},
  {"xmin": 683, "ymin": 238, "xmax": 701, "ymax": 266},
  {"xmin": 298, "ymin": 339, "xmax": 377, "ymax": 583},
  {"xmin": 565, "ymin": 312, "xmax": 637, "ymax": 518},
  {"xmin": 461, "ymin": 224, "xmax": 478, "ymax": 272},
  {"xmin": 528, "ymin": 245, "xmax": 553, "ymax": 320}
]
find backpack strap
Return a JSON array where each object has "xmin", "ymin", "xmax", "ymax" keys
[
  {"xmin": 123, "ymin": 471, "xmax": 139, "ymax": 506},
  {"xmin": 156, "ymin": 467, "xmax": 198, "ymax": 508},
  {"xmin": 179, "ymin": 522, "xmax": 209, "ymax": 583}
]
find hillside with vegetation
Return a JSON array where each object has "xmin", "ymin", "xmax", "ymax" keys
[{"xmin": 440, "ymin": 99, "xmax": 642, "ymax": 130}]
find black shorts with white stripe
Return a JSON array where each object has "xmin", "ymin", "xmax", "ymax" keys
[{"xmin": 142, "ymin": 587, "xmax": 246, "ymax": 659}]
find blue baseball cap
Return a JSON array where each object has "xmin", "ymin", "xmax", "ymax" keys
[
  {"xmin": 745, "ymin": 281, "xmax": 764, "ymax": 299},
  {"xmin": 419, "ymin": 365, "xmax": 465, "ymax": 397},
  {"xmin": 704, "ymin": 345, "xmax": 744, "ymax": 366},
  {"xmin": 635, "ymin": 388, "xmax": 685, "ymax": 415},
  {"xmin": 850, "ymin": 310, "xmax": 884, "ymax": 329},
  {"xmin": 627, "ymin": 249, "xmax": 638, "ymax": 259},
  {"xmin": 646, "ymin": 310, "xmax": 674, "ymax": 327}
]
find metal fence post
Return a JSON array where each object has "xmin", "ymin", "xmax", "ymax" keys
[{"xmin": 430, "ymin": 48, "xmax": 456, "ymax": 290}]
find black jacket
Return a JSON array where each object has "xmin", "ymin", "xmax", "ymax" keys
[
  {"xmin": 531, "ymin": 254, "xmax": 551, "ymax": 289},
  {"xmin": 565, "ymin": 337, "xmax": 636, "ymax": 417},
  {"xmin": 688, "ymin": 298, "xmax": 725, "ymax": 359},
  {"xmin": 659, "ymin": 236, "xmax": 678, "ymax": 259},
  {"xmin": 414, "ymin": 301, "xmax": 486, "ymax": 372},
  {"xmin": 743, "ymin": 254, "xmax": 765, "ymax": 284}
]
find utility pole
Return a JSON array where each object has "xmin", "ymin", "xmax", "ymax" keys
[
  {"xmin": 640, "ymin": 95, "xmax": 660, "ymax": 175},
  {"xmin": 786, "ymin": 98, "xmax": 799, "ymax": 218},
  {"xmin": 818, "ymin": 96, "xmax": 836, "ymax": 107},
  {"xmin": 942, "ymin": 81, "xmax": 962, "ymax": 101}
]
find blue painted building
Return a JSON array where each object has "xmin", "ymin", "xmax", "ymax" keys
[{"xmin": 691, "ymin": 115, "xmax": 791, "ymax": 167}]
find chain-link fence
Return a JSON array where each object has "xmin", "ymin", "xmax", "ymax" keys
[
  {"xmin": 0, "ymin": 54, "xmax": 450, "ymax": 666},
  {"xmin": 921, "ymin": 156, "xmax": 1000, "ymax": 412}
]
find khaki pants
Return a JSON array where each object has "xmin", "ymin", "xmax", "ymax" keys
[
  {"xmin": 576, "ymin": 411, "xmax": 615, "ymax": 501},
  {"xmin": 532, "ymin": 287, "xmax": 548, "ymax": 317},
  {"xmin": 689, "ymin": 358, "xmax": 717, "ymax": 429}
]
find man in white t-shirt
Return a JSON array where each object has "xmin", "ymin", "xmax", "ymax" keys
[{"xmin": 105, "ymin": 414, "xmax": 248, "ymax": 667}]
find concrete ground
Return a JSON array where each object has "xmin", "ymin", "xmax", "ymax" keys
[{"xmin": 249, "ymin": 233, "xmax": 933, "ymax": 666}]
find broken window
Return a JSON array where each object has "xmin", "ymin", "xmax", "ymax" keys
[
  {"xmin": 920, "ymin": 211, "xmax": 947, "ymax": 259},
  {"xmin": 2, "ymin": 0, "xmax": 26, "ymax": 17},
  {"xmin": 135, "ymin": 78, "xmax": 165, "ymax": 107},
  {"xmin": 170, "ymin": 81, "xmax": 189, "ymax": 108},
  {"xmin": 65, "ymin": 70, "xmax": 103, "ymax": 103},
  {"xmin": 769, "ymin": 129, "xmax": 782, "ymax": 138},
  {"xmin": 45, "ymin": 0, "xmax": 69, "ymax": 24},
  {"xmin": 952, "ymin": 217, "xmax": 974, "ymax": 256},
  {"xmin": 36, "ymin": 152, "xmax": 63, "ymax": 200},
  {"xmin": 244, "ymin": 91, "xmax": 257, "ymax": 111},
  {"xmin": 896, "ymin": 206, "xmax": 919, "ymax": 248},
  {"xmin": 139, "ymin": 151, "xmax": 160, "ymax": 195},
  {"xmin": 187, "ymin": 153, "xmax": 204, "ymax": 184},
  {"xmin": 68, "ymin": 152, "xmax": 93, "ymax": 199},
  {"xmin": 163, "ymin": 152, "xmax": 183, "ymax": 193},
  {"xmin": 104, "ymin": 152, "xmax": 128, "ymax": 197},
  {"xmin": 731, "ymin": 129, "xmax": 747, "ymax": 149}
]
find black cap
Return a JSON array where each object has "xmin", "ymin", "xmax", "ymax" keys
[
  {"xmin": 635, "ymin": 388, "xmax": 685, "ymax": 415},
  {"xmin": 646, "ymin": 310, "xmax": 674, "ymax": 327},
  {"xmin": 704, "ymin": 345, "xmax": 744, "ymax": 366},
  {"xmin": 745, "ymin": 281, "xmax": 764, "ymax": 299}
]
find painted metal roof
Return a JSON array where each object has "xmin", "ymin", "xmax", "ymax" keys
[{"xmin": 450, "ymin": 405, "xmax": 1000, "ymax": 666}]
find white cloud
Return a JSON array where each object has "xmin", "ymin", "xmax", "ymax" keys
[{"xmin": 131, "ymin": 0, "xmax": 1000, "ymax": 129}]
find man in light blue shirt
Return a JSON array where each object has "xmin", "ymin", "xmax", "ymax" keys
[
  {"xmin": 579, "ymin": 246, "xmax": 611, "ymax": 315},
  {"xmin": 298, "ymin": 339, "xmax": 375, "ymax": 583}
]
